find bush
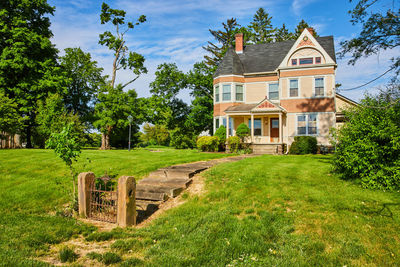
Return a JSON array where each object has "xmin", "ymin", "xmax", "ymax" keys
[
  {"xmin": 333, "ymin": 92, "xmax": 400, "ymax": 190},
  {"xmin": 289, "ymin": 136, "xmax": 318, "ymax": 154},
  {"xmin": 197, "ymin": 136, "xmax": 220, "ymax": 152},
  {"xmin": 236, "ymin": 123, "xmax": 250, "ymax": 141},
  {"xmin": 59, "ymin": 247, "xmax": 78, "ymax": 263},
  {"xmin": 102, "ymin": 252, "xmax": 122, "ymax": 265},
  {"xmin": 170, "ymin": 128, "xmax": 196, "ymax": 149},
  {"xmin": 214, "ymin": 126, "xmax": 226, "ymax": 151},
  {"xmin": 227, "ymin": 136, "xmax": 240, "ymax": 153}
]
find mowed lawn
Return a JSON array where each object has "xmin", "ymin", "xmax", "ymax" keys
[
  {"xmin": 0, "ymin": 148, "xmax": 230, "ymax": 266},
  {"xmin": 1, "ymin": 150, "xmax": 400, "ymax": 266}
]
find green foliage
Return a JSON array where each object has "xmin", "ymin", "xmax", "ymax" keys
[
  {"xmin": 85, "ymin": 132, "xmax": 102, "ymax": 147},
  {"xmin": 227, "ymin": 136, "xmax": 240, "ymax": 153},
  {"xmin": 333, "ymin": 89, "xmax": 400, "ymax": 190},
  {"xmin": 170, "ymin": 128, "xmax": 196, "ymax": 149},
  {"xmin": 197, "ymin": 136, "xmax": 220, "ymax": 152},
  {"xmin": 339, "ymin": 0, "xmax": 399, "ymax": 74},
  {"xmin": 59, "ymin": 47, "xmax": 105, "ymax": 123},
  {"xmin": 293, "ymin": 19, "xmax": 318, "ymax": 39},
  {"xmin": 275, "ymin": 24, "xmax": 294, "ymax": 42},
  {"xmin": 236, "ymin": 123, "xmax": 250, "ymax": 141},
  {"xmin": 102, "ymin": 252, "xmax": 122, "ymax": 265},
  {"xmin": 0, "ymin": 0, "xmax": 64, "ymax": 147},
  {"xmin": 120, "ymin": 257, "xmax": 144, "ymax": 266},
  {"xmin": 214, "ymin": 125, "xmax": 226, "ymax": 151},
  {"xmin": 141, "ymin": 123, "xmax": 170, "ymax": 146},
  {"xmin": 36, "ymin": 93, "xmax": 85, "ymax": 147},
  {"xmin": 59, "ymin": 247, "xmax": 78, "ymax": 263},
  {"xmin": 289, "ymin": 136, "xmax": 318, "ymax": 155},
  {"xmin": 248, "ymin": 8, "xmax": 275, "ymax": 44},
  {"xmin": 0, "ymin": 91, "xmax": 22, "ymax": 134},
  {"xmin": 87, "ymin": 252, "xmax": 103, "ymax": 261}
]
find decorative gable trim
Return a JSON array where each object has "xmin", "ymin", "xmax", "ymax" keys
[
  {"xmin": 251, "ymin": 98, "xmax": 286, "ymax": 113},
  {"xmin": 277, "ymin": 28, "xmax": 336, "ymax": 70}
]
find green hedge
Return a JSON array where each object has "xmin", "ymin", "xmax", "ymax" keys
[
  {"xmin": 289, "ymin": 136, "xmax": 318, "ymax": 154},
  {"xmin": 214, "ymin": 126, "xmax": 226, "ymax": 151},
  {"xmin": 197, "ymin": 136, "xmax": 220, "ymax": 152}
]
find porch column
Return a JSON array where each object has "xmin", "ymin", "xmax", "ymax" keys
[
  {"xmin": 226, "ymin": 115, "xmax": 230, "ymax": 137},
  {"xmin": 251, "ymin": 114, "xmax": 254, "ymax": 142},
  {"xmin": 279, "ymin": 113, "xmax": 282, "ymax": 143}
]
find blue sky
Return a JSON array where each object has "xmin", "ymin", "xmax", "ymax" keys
[{"xmin": 48, "ymin": 0, "xmax": 398, "ymax": 102}]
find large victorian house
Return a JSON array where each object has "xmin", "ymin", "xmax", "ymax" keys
[{"xmin": 213, "ymin": 28, "xmax": 356, "ymax": 154}]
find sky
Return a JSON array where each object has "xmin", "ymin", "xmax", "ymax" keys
[{"xmin": 48, "ymin": 0, "xmax": 398, "ymax": 102}]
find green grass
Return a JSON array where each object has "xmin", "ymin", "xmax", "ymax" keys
[
  {"xmin": 98, "ymin": 155, "xmax": 400, "ymax": 266},
  {"xmin": 0, "ymin": 148, "xmax": 230, "ymax": 266},
  {"xmin": 1, "ymin": 150, "xmax": 400, "ymax": 266}
]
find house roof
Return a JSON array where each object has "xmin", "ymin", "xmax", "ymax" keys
[{"xmin": 214, "ymin": 36, "xmax": 336, "ymax": 77}]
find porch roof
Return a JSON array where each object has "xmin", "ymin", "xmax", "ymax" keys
[{"xmin": 224, "ymin": 98, "xmax": 286, "ymax": 114}]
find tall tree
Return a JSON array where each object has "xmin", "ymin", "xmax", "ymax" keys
[
  {"xmin": 59, "ymin": 47, "xmax": 105, "ymax": 124},
  {"xmin": 248, "ymin": 7, "xmax": 275, "ymax": 44},
  {"xmin": 185, "ymin": 62, "xmax": 214, "ymax": 134},
  {"xmin": 293, "ymin": 19, "xmax": 318, "ymax": 39},
  {"xmin": 0, "ymin": 0, "xmax": 62, "ymax": 147},
  {"xmin": 339, "ymin": 0, "xmax": 400, "ymax": 75},
  {"xmin": 94, "ymin": 85, "xmax": 145, "ymax": 149},
  {"xmin": 275, "ymin": 24, "xmax": 294, "ymax": 42},
  {"xmin": 97, "ymin": 2, "xmax": 147, "ymax": 149},
  {"xmin": 203, "ymin": 18, "xmax": 239, "ymax": 68},
  {"xmin": 0, "ymin": 92, "xmax": 22, "ymax": 136}
]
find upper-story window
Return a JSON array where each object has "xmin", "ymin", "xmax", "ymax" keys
[
  {"xmin": 315, "ymin": 57, "xmax": 321, "ymax": 64},
  {"xmin": 291, "ymin": 59, "xmax": 297, "ymax": 65},
  {"xmin": 269, "ymin": 83, "xmax": 279, "ymax": 100},
  {"xmin": 222, "ymin": 84, "xmax": 231, "ymax": 101},
  {"xmin": 289, "ymin": 79, "xmax": 299, "ymax": 97},
  {"xmin": 299, "ymin": 57, "xmax": 313, "ymax": 65},
  {"xmin": 214, "ymin": 85, "xmax": 219, "ymax": 102},
  {"xmin": 235, "ymin": 84, "xmax": 243, "ymax": 101},
  {"xmin": 315, "ymin": 77, "xmax": 324, "ymax": 97}
]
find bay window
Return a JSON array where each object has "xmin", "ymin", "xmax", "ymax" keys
[
  {"xmin": 222, "ymin": 84, "xmax": 231, "ymax": 101},
  {"xmin": 214, "ymin": 85, "xmax": 219, "ymax": 102},
  {"xmin": 235, "ymin": 84, "xmax": 243, "ymax": 101}
]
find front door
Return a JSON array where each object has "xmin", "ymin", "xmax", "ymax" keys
[{"xmin": 270, "ymin": 118, "xmax": 279, "ymax": 143}]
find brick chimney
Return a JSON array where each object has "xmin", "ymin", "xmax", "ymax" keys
[
  {"xmin": 307, "ymin": 27, "xmax": 314, "ymax": 36},
  {"xmin": 235, "ymin": 33, "xmax": 243, "ymax": 54}
]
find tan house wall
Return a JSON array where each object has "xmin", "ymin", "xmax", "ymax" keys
[
  {"xmin": 280, "ymin": 98, "xmax": 335, "ymax": 113},
  {"xmin": 280, "ymin": 67, "xmax": 335, "ymax": 78},
  {"xmin": 288, "ymin": 48, "xmax": 325, "ymax": 66},
  {"xmin": 245, "ymin": 83, "xmax": 266, "ymax": 103},
  {"xmin": 214, "ymin": 102, "xmax": 241, "ymax": 116},
  {"xmin": 336, "ymin": 95, "xmax": 356, "ymax": 112}
]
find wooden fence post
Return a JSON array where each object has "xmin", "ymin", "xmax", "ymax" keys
[
  {"xmin": 117, "ymin": 176, "xmax": 136, "ymax": 227},
  {"xmin": 78, "ymin": 172, "xmax": 95, "ymax": 217}
]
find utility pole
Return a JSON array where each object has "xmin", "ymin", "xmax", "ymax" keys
[{"xmin": 128, "ymin": 115, "xmax": 133, "ymax": 151}]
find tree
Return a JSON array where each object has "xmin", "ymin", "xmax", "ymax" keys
[
  {"xmin": 203, "ymin": 18, "xmax": 239, "ymax": 68},
  {"xmin": 275, "ymin": 24, "xmax": 294, "ymax": 42},
  {"xmin": 0, "ymin": 91, "xmax": 22, "ymax": 136},
  {"xmin": 36, "ymin": 93, "xmax": 85, "ymax": 148},
  {"xmin": 0, "ymin": 0, "xmax": 62, "ymax": 147},
  {"xmin": 141, "ymin": 123, "xmax": 170, "ymax": 146},
  {"xmin": 59, "ymin": 47, "xmax": 105, "ymax": 124},
  {"xmin": 94, "ymin": 85, "xmax": 145, "ymax": 149},
  {"xmin": 248, "ymin": 8, "xmax": 275, "ymax": 44},
  {"xmin": 98, "ymin": 2, "xmax": 147, "ymax": 149},
  {"xmin": 46, "ymin": 123, "xmax": 82, "ymax": 199},
  {"xmin": 293, "ymin": 19, "xmax": 318, "ymax": 39},
  {"xmin": 185, "ymin": 62, "xmax": 214, "ymax": 134},
  {"xmin": 333, "ymin": 83, "xmax": 400, "ymax": 190},
  {"xmin": 339, "ymin": 0, "xmax": 400, "ymax": 75}
]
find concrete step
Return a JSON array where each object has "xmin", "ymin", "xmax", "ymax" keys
[
  {"xmin": 138, "ymin": 177, "xmax": 192, "ymax": 188},
  {"xmin": 135, "ymin": 191, "xmax": 169, "ymax": 201},
  {"xmin": 136, "ymin": 184, "xmax": 184, "ymax": 198}
]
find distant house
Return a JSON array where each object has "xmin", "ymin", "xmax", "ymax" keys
[{"xmin": 213, "ymin": 28, "xmax": 357, "ymax": 154}]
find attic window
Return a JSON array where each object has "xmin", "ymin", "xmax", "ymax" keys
[
  {"xmin": 291, "ymin": 59, "xmax": 297, "ymax": 65},
  {"xmin": 299, "ymin": 58, "xmax": 313, "ymax": 65},
  {"xmin": 315, "ymin": 57, "xmax": 321, "ymax": 64}
]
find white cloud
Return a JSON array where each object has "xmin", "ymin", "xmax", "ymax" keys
[{"xmin": 291, "ymin": 0, "xmax": 319, "ymax": 16}]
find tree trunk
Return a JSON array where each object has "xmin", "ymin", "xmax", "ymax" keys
[
  {"xmin": 26, "ymin": 125, "xmax": 32, "ymax": 148},
  {"xmin": 100, "ymin": 128, "xmax": 112, "ymax": 150}
]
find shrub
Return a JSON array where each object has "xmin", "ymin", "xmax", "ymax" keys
[
  {"xmin": 170, "ymin": 128, "xmax": 196, "ymax": 149},
  {"xmin": 59, "ymin": 247, "xmax": 78, "ymax": 263},
  {"xmin": 289, "ymin": 136, "xmax": 318, "ymax": 154},
  {"xmin": 236, "ymin": 123, "xmax": 250, "ymax": 141},
  {"xmin": 227, "ymin": 136, "xmax": 240, "ymax": 153},
  {"xmin": 333, "ymin": 92, "xmax": 400, "ymax": 190},
  {"xmin": 197, "ymin": 136, "xmax": 220, "ymax": 152},
  {"xmin": 214, "ymin": 126, "xmax": 226, "ymax": 151},
  {"xmin": 102, "ymin": 252, "xmax": 122, "ymax": 265}
]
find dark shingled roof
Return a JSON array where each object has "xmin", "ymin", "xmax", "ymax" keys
[
  {"xmin": 225, "ymin": 103, "xmax": 258, "ymax": 112},
  {"xmin": 214, "ymin": 36, "xmax": 336, "ymax": 77}
]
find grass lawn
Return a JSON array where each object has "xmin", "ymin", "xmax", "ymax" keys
[
  {"xmin": 0, "ymin": 148, "xmax": 230, "ymax": 266},
  {"xmin": 1, "ymin": 151, "xmax": 400, "ymax": 266}
]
